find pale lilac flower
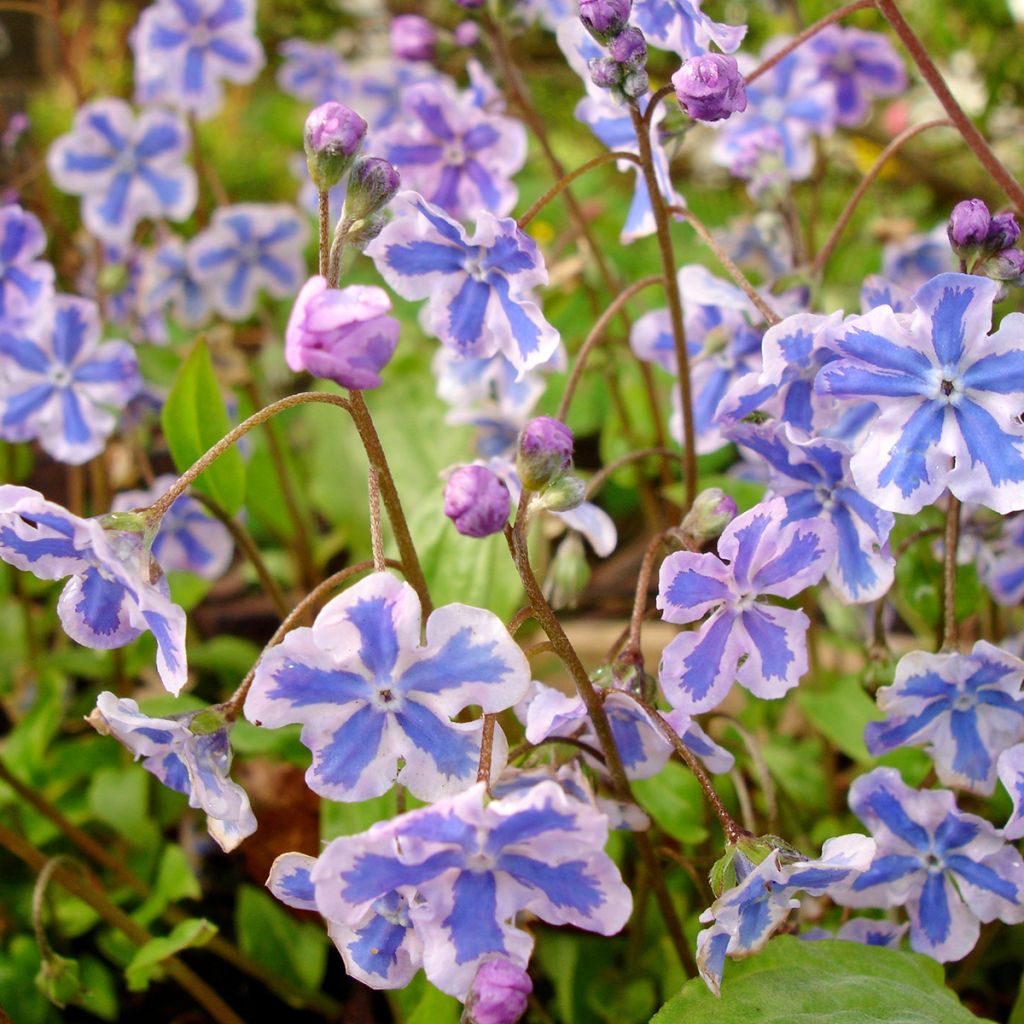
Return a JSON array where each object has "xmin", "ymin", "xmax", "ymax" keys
[
  {"xmin": 391, "ymin": 15, "xmax": 438, "ymax": 62},
  {"xmin": 881, "ymin": 224, "xmax": 955, "ymax": 292},
  {"xmin": 188, "ymin": 203, "xmax": 308, "ymax": 320},
  {"xmin": 376, "ymin": 79, "xmax": 526, "ymax": 220},
  {"xmin": 131, "ymin": 0, "xmax": 265, "ymax": 120},
  {"xmin": 140, "ymin": 235, "xmax": 212, "ymax": 328},
  {"xmin": 657, "ymin": 497, "xmax": 834, "ymax": 714},
  {"xmin": 311, "ymin": 780, "xmax": 632, "ymax": 997},
  {"xmin": 367, "ymin": 192, "xmax": 560, "ymax": 375},
  {"xmin": 815, "ymin": 273, "xmax": 1024, "ymax": 515},
  {"xmin": 997, "ymin": 745, "xmax": 1024, "ymax": 840},
  {"xmin": 837, "ymin": 767, "xmax": 1024, "ymax": 962},
  {"xmin": 725, "ymin": 423, "xmax": 895, "ymax": 604},
  {"xmin": 806, "ymin": 27, "xmax": 907, "ymax": 127},
  {"xmin": 285, "ymin": 277, "xmax": 399, "ymax": 390},
  {"xmin": 47, "ymin": 99, "xmax": 196, "ymax": 246},
  {"xmin": 864, "ymin": 642, "xmax": 1024, "ymax": 795},
  {"xmin": 0, "ymin": 486, "xmax": 187, "ymax": 692},
  {"xmin": 0, "ymin": 296, "xmax": 140, "ymax": 464},
  {"xmin": 632, "ymin": 0, "xmax": 745, "ymax": 57},
  {"xmin": 244, "ymin": 571, "xmax": 530, "ymax": 802},
  {"xmin": 0, "ymin": 204, "xmax": 54, "ymax": 324},
  {"xmin": 276, "ymin": 40, "xmax": 350, "ymax": 105},
  {"xmin": 697, "ymin": 834, "xmax": 876, "ymax": 994},
  {"xmin": 88, "ymin": 692, "xmax": 255, "ymax": 851},
  {"xmin": 112, "ymin": 474, "xmax": 233, "ymax": 580},
  {"xmin": 978, "ymin": 513, "xmax": 1024, "ymax": 605}
]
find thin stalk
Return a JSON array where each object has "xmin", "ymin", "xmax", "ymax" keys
[
  {"xmin": 327, "ymin": 217, "xmax": 348, "ymax": 289},
  {"xmin": 642, "ymin": 84, "xmax": 676, "ymax": 128},
  {"xmin": 503, "ymin": 513, "xmax": 694, "ymax": 975},
  {"xmin": 630, "ymin": 106, "xmax": 697, "ymax": 511},
  {"xmin": 317, "ymin": 190, "xmax": 330, "ymax": 278},
  {"xmin": 941, "ymin": 495, "xmax": 961, "ymax": 651},
  {"xmin": 477, "ymin": 715, "xmax": 497, "ymax": 787},
  {"xmin": 518, "ymin": 150, "xmax": 641, "ymax": 229},
  {"xmin": 876, "ymin": 0, "xmax": 1024, "ymax": 211},
  {"xmin": 623, "ymin": 531, "xmax": 672, "ymax": 663},
  {"xmin": 507, "ymin": 734, "xmax": 607, "ymax": 765},
  {"xmin": 368, "ymin": 466, "xmax": 385, "ymax": 572},
  {"xmin": 507, "ymin": 606, "xmax": 537, "ymax": 636},
  {"xmin": 586, "ymin": 446, "xmax": 686, "ymax": 499},
  {"xmin": 556, "ymin": 275, "xmax": 664, "ymax": 422},
  {"xmin": 0, "ymin": 824, "xmax": 244, "ymax": 1024},
  {"xmin": 812, "ymin": 119, "xmax": 954, "ymax": 275},
  {"xmin": 668, "ymin": 206, "xmax": 782, "ymax": 326},
  {"xmin": 194, "ymin": 493, "xmax": 290, "ymax": 619},
  {"xmin": 32, "ymin": 854, "xmax": 73, "ymax": 964},
  {"xmin": 746, "ymin": 0, "xmax": 877, "ymax": 84}
]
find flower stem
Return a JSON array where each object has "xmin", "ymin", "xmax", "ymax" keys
[
  {"xmin": 476, "ymin": 714, "xmax": 497, "ymax": 787},
  {"xmin": 941, "ymin": 495, "xmax": 961, "ymax": 651},
  {"xmin": 811, "ymin": 119, "xmax": 954, "ymax": 275},
  {"xmin": 629, "ymin": 106, "xmax": 697, "ymax": 511},
  {"xmin": 586, "ymin": 447, "xmax": 686, "ymax": 499},
  {"xmin": 368, "ymin": 466, "xmax": 385, "ymax": 572},
  {"xmin": 875, "ymin": 0, "xmax": 1024, "ymax": 210},
  {"xmin": 623, "ymin": 531, "xmax": 674, "ymax": 664},
  {"xmin": 317, "ymin": 190, "xmax": 330, "ymax": 278}
]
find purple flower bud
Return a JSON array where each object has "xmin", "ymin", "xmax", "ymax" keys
[
  {"xmin": 987, "ymin": 211, "xmax": 1021, "ymax": 251},
  {"xmin": 390, "ymin": 14, "xmax": 438, "ymax": 62},
  {"xmin": 344, "ymin": 157, "xmax": 401, "ymax": 222},
  {"xmin": 285, "ymin": 277, "xmax": 399, "ymax": 390},
  {"xmin": 517, "ymin": 417, "xmax": 574, "ymax": 491},
  {"xmin": 672, "ymin": 54, "xmax": 747, "ymax": 123},
  {"xmin": 304, "ymin": 102, "xmax": 367, "ymax": 190},
  {"xmin": 454, "ymin": 20, "xmax": 480, "ymax": 47},
  {"xmin": 461, "ymin": 959, "xmax": 532, "ymax": 1024},
  {"xmin": 608, "ymin": 27, "xmax": 646, "ymax": 71},
  {"xmin": 579, "ymin": 0, "xmax": 631, "ymax": 42},
  {"xmin": 621, "ymin": 68, "xmax": 649, "ymax": 99},
  {"xmin": 981, "ymin": 247, "xmax": 1024, "ymax": 282},
  {"xmin": 681, "ymin": 487, "xmax": 738, "ymax": 541},
  {"xmin": 588, "ymin": 56, "xmax": 623, "ymax": 89},
  {"xmin": 947, "ymin": 199, "xmax": 991, "ymax": 252},
  {"xmin": 444, "ymin": 465, "xmax": 511, "ymax": 538}
]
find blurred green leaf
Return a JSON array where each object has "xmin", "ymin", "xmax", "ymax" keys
[
  {"xmin": 87, "ymin": 767, "xmax": 157, "ymax": 848},
  {"xmin": 125, "ymin": 918, "xmax": 217, "ymax": 991},
  {"xmin": 797, "ymin": 675, "xmax": 882, "ymax": 765},
  {"xmin": 632, "ymin": 760, "xmax": 709, "ymax": 845}
]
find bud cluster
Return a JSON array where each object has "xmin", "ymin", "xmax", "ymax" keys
[
  {"xmin": 947, "ymin": 198, "xmax": 1024, "ymax": 285},
  {"xmin": 579, "ymin": 0, "xmax": 649, "ymax": 101}
]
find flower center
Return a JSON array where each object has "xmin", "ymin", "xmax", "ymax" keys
[
  {"xmin": 442, "ymin": 141, "xmax": 465, "ymax": 166},
  {"xmin": 952, "ymin": 690, "xmax": 975, "ymax": 712},
  {"xmin": 50, "ymin": 366, "xmax": 72, "ymax": 387}
]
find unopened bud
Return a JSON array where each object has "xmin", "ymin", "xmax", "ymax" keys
[
  {"xmin": 588, "ymin": 56, "xmax": 623, "ymax": 89},
  {"xmin": 608, "ymin": 26, "xmax": 646, "ymax": 70},
  {"xmin": 947, "ymin": 198, "xmax": 991, "ymax": 254},
  {"xmin": 621, "ymin": 68, "xmax": 649, "ymax": 99},
  {"xmin": 462, "ymin": 959, "xmax": 532, "ymax": 1024},
  {"xmin": 981, "ymin": 247, "xmax": 1024, "ymax": 282},
  {"xmin": 681, "ymin": 488, "xmax": 737, "ymax": 542},
  {"xmin": 341, "ymin": 211, "xmax": 386, "ymax": 251},
  {"xmin": 517, "ymin": 417, "xmax": 573, "ymax": 491},
  {"xmin": 536, "ymin": 474, "xmax": 586, "ymax": 513},
  {"xmin": 390, "ymin": 14, "xmax": 437, "ymax": 62},
  {"xmin": 344, "ymin": 157, "xmax": 401, "ymax": 222},
  {"xmin": 304, "ymin": 102, "xmax": 367, "ymax": 191},
  {"xmin": 987, "ymin": 211, "xmax": 1021, "ymax": 251},
  {"xmin": 579, "ymin": 0, "xmax": 632, "ymax": 42},
  {"xmin": 444, "ymin": 465, "xmax": 511, "ymax": 538}
]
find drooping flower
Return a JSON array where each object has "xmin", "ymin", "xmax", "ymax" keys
[
  {"xmin": 0, "ymin": 204, "xmax": 54, "ymax": 324},
  {"xmin": 112, "ymin": 474, "xmax": 233, "ymax": 580},
  {"xmin": 697, "ymin": 834, "xmax": 876, "ymax": 994},
  {"xmin": 284, "ymin": 277, "xmax": 399, "ymax": 390},
  {"xmin": 311, "ymin": 780, "xmax": 632, "ymax": 997},
  {"xmin": 864, "ymin": 642, "xmax": 1024, "ymax": 795},
  {"xmin": 631, "ymin": 0, "xmax": 746, "ymax": 57},
  {"xmin": 815, "ymin": 272, "xmax": 1024, "ymax": 515},
  {"xmin": 657, "ymin": 497, "xmax": 834, "ymax": 714},
  {"xmin": 188, "ymin": 203, "xmax": 308, "ymax": 320},
  {"xmin": 244, "ymin": 571, "xmax": 530, "ymax": 802},
  {"xmin": 47, "ymin": 99, "xmax": 196, "ymax": 246},
  {"xmin": 366, "ymin": 192, "xmax": 560, "ymax": 375},
  {"xmin": 836, "ymin": 767, "xmax": 1024, "ymax": 961},
  {"xmin": 444, "ymin": 465, "xmax": 511, "ymax": 538},
  {"xmin": 804, "ymin": 27, "xmax": 907, "ymax": 127},
  {"xmin": 375, "ymin": 79, "xmax": 526, "ymax": 220},
  {"xmin": 87, "ymin": 692, "xmax": 255, "ymax": 851},
  {"xmin": 0, "ymin": 295, "xmax": 140, "ymax": 464},
  {"xmin": 0, "ymin": 486, "xmax": 187, "ymax": 692},
  {"xmin": 997, "ymin": 745, "xmax": 1024, "ymax": 840},
  {"xmin": 725, "ymin": 423, "xmax": 895, "ymax": 604},
  {"xmin": 131, "ymin": 0, "xmax": 265, "ymax": 120}
]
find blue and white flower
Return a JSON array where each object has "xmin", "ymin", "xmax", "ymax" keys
[
  {"xmin": 815, "ymin": 273, "xmax": 1024, "ymax": 515},
  {"xmin": 837, "ymin": 767, "xmax": 1024, "ymax": 961},
  {"xmin": 244, "ymin": 571, "xmax": 530, "ymax": 803},
  {"xmin": 47, "ymin": 98, "xmax": 196, "ymax": 246},
  {"xmin": 140, "ymin": 235, "xmax": 212, "ymax": 329},
  {"xmin": 0, "ymin": 204, "xmax": 54, "ymax": 325},
  {"xmin": 88, "ymin": 692, "xmax": 255, "ymax": 851},
  {"xmin": 864, "ymin": 642, "xmax": 1024, "ymax": 795},
  {"xmin": 276, "ymin": 39, "xmax": 350, "ymax": 106},
  {"xmin": 632, "ymin": 0, "xmax": 746, "ymax": 58},
  {"xmin": 978, "ymin": 513, "xmax": 1024, "ymax": 606},
  {"xmin": 881, "ymin": 224, "xmax": 955, "ymax": 293},
  {"xmin": 997, "ymin": 744, "xmax": 1024, "ymax": 841}
]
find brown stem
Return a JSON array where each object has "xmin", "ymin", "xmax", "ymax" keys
[
  {"xmin": 586, "ymin": 446, "xmax": 686, "ymax": 499},
  {"xmin": 518, "ymin": 150, "xmax": 641, "ymax": 229},
  {"xmin": 941, "ymin": 495, "xmax": 961, "ymax": 651},
  {"xmin": 811, "ymin": 119, "xmax": 955, "ymax": 275},
  {"xmin": 507, "ymin": 734, "xmax": 607, "ymax": 765},
  {"xmin": 875, "ymin": 0, "xmax": 1024, "ymax": 211},
  {"xmin": 630, "ymin": 106, "xmax": 697, "ymax": 511},
  {"xmin": 624, "ymin": 531, "xmax": 672, "ymax": 661},
  {"xmin": 368, "ymin": 466, "xmax": 386, "ymax": 572},
  {"xmin": 477, "ymin": 714, "xmax": 497, "ymax": 787},
  {"xmin": 0, "ymin": 823, "xmax": 244, "ymax": 1024},
  {"xmin": 507, "ymin": 606, "xmax": 537, "ymax": 635},
  {"xmin": 556, "ymin": 275, "xmax": 664, "ymax": 422},
  {"xmin": 317, "ymin": 190, "xmax": 330, "ymax": 279},
  {"xmin": 746, "ymin": 0, "xmax": 877, "ymax": 84},
  {"xmin": 643, "ymin": 84, "xmax": 677, "ymax": 128},
  {"xmin": 668, "ymin": 206, "xmax": 782, "ymax": 326}
]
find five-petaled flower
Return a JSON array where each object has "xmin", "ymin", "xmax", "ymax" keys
[
  {"xmin": 47, "ymin": 98, "xmax": 196, "ymax": 246},
  {"xmin": 816, "ymin": 272, "xmax": 1024, "ymax": 515},
  {"xmin": 864, "ymin": 642, "xmax": 1024, "ymax": 795},
  {"xmin": 0, "ymin": 295, "xmax": 141, "ymax": 465},
  {"xmin": 835, "ymin": 767, "xmax": 1024, "ymax": 962},
  {"xmin": 88, "ymin": 692, "xmax": 256, "ymax": 852},
  {"xmin": 657, "ymin": 497, "xmax": 833, "ymax": 714},
  {"xmin": 244, "ymin": 570, "xmax": 531, "ymax": 802},
  {"xmin": 309, "ymin": 779, "xmax": 632, "ymax": 997},
  {"xmin": 0, "ymin": 204, "xmax": 54, "ymax": 324},
  {"xmin": 367, "ymin": 192, "xmax": 560, "ymax": 375},
  {"xmin": 131, "ymin": 0, "xmax": 265, "ymax": 120},
  {"xmin": 0, "ymin": 485, "xmax": 187, "ymax": 693}
]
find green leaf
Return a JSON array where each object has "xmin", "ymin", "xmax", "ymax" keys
[
  {"xmin": 161, "ymin": 339, "xmax": 245, "ymax": 515},
  {"xmin": 390, "ymin": 972, "xmax": 461, "ymax": 1024},
  {"xmin": 632, "ymin": 760, "xmax": 709, "ymax": 845},
  {"xmin": 651, "ymin": 936, "xmax": 991, "ymax": 1023},
  {"xmin": 235, "ymin": 885, "xmax": 327, "ymax": 993},
  {"xmin": 134, "ymin": 845, "xmax": 201, "ymax": 926},
  {"xmin": 87, "ymin": 766, "xmax": 157, "ymax": 847},
  {"xmin": 125, "ymin": 918, "xmax": 217, "ymax": 991},
  {"xmin": 797, "ymin": 674, "xmax": 882, "ymax": 765}
]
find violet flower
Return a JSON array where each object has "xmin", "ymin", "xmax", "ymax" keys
[
  {"xmin": 0, "ymin": 204, "xmax": 54, "ymax": 324},
  {"xmin": 444, "ymin": 465, "xmax": 511, "ymax": 538}
]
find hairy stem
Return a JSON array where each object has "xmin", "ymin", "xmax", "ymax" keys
[
  {"xmin": 941, "ymin": 495, "xmax": 961, "ymax": 651},
  {"xmin": 368, "ymin": 466, "xmax": 385, "ymax": 572},
  {"xmin": 317, "ymin": 190, "xmax": 330, "ymax": 278},
  {"xmin": 586, "ymin": 446, "xmax": 686, "ymax": 499},
  {"xmin": 477, "ymin": 714, "xmax": 497, "ymax": 787}
]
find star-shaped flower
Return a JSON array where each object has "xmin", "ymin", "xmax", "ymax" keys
[
  {"xmin": 0, "ymin": 204, "xmax": 54, "ymax": 325},
  {"xmin": 276, "ymin": 39, "xmax": 350, "ymax": 106},
  {"xmin": 140, "ymin": 235, "xmax": 212, "ymax": 329},
  {"xmin": 244, "ymin": 571, "xmax": 531, "ymax": 802},
  {"xmin": 47, "ymin": 98, "xmax": 196, "ymax": 246}
]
